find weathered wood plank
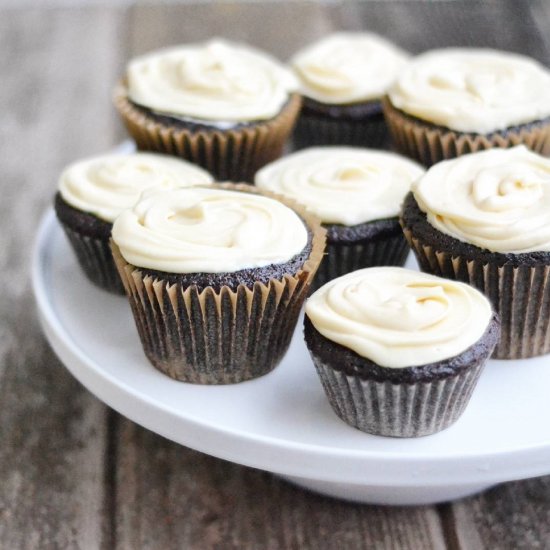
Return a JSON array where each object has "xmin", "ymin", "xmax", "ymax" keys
[
  {"xmin": 114, "ymin": 419, "xmax": 447, "ymax": 550},
  {"xmin": 0, "ymin": 7, "xmax": 125, "ymax": 549},
  {"xmin": 129, "ymin": 1, "xmax": 339, "ymax": 60},
  {"xmin": 441, "ymin": 477, "xmax": 550, "ymax": 550},
  {"xmin": 530, "ymin": 0, "xmax": 550, "ymax": 62},
  {"xmin": 336, "ymin": 0, "xmax": 548, "ymax": 63},
  {"xmin": 4, "ymin": 1, "xmax": 550, "ymax": 549}
]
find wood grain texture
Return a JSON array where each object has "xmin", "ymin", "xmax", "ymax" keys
[
  {"xmin": 114, "ymin": 419, "xmax": 446, "ymax": 550},
  {"xmin": 129, "ymin": 1, "xmax": 338, "ymax": 60},
  {"xmin": 3, "ymin": 2, "xmax": 550, "ymax": 549},
  {"xmin": 0, "ymin": 7, "xmax": 124, "ymax": 549},
  {"xmin": 335, "ymin": 0, "xmax": 548, "ymax": 62},
  {"xmin": 441, "ymin": 477, "xmax": 550, "ymax": 550}
]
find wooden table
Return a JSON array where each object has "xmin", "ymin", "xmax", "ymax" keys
[{"xmin": 2, "ymin": 1, "xmax": 550, "ymax": 548}]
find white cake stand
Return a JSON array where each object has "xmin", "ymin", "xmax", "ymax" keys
[{"xmin": 32, "ymin": 210, "xmax": 550, "ymax": 505}]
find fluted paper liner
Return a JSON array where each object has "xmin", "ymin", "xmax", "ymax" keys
[
  {"xmin": 312, "ymin": 356, "xmax": 485, "ymax": 437},
  {"xmin": 57, "ymin": 219, "xmax": 125, "ymax": 295},
  {"xmin": 312, "ymin": 234, "xmax": 409, "ymax": 292},
  {"xmin": 401, "ymin": 224, "xmax": 550, "ymax": 359},
  {"xmin": 293, "ymin": 112, "xmax": 388, "ymax": 150},
  {"xmin": 112, "ymin": 183, "xmax": 326, "ymax": 384},
  {"xmin": 113, "ymin": 83, "xmax": 301, "ymax": 182},
  {"xmin": 383, "ymin": 98, "xmax": 550, "ymax": 166}
]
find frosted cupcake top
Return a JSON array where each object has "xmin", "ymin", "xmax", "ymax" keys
[
  {"xmin": 127, "ymin": 39, "xmax": 298, "ymax": 122},
  {"xmin": 291, "ymin": 32, "xmax": 409, "ymax": 104},
  {"xmin": 413, "ymin": 146, "xmax": 550, "ymax": 254},
  {"xmin": 255, "ymin": 147, "xmax": 424, "ymax": 226},
  {"xmin": 388, "ymin": 48, "xmax": 550, "ymax": 133},
  {"xmin": 306, "ymin": 267, "xmax": 492, "ymax": 368},
  {"xmin": 112, "ymin": 187, "xmax": 308, "ymax": 274},
  {"xmin": 58, "ymin": 152, "xmax": 213, "ymax": 223}
]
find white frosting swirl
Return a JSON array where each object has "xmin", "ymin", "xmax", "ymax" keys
[
  {"xmin": 388, "ymin": 48, "xmax": 550, "ymax": 133},
  {"xmin": 112, "ymin": 187, "xmax": 308, "ymax": 273},
  {"xmin": 255, "ymin": 147, "xmax": 424, "ymax": 225},
  {"xmin": 306, "ymin": 267, "xmax": 492, "ymax": 368},
  {"xmin": 127, "ymin": 39, "xmax": 298, "ymax": 122},
  {"xmin": 413, "ymin": 146, "xmax": 550, "ymax": 254},
  {"xmin": 291, "ymin": 33, "xmax": 409, "ymax": 104},
  {"xmin": 58, "ymin": 153, "xmax": 213, "ymax": 223}
]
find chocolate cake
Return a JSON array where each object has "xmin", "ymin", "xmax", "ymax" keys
[
  {"xmin": 401, "ymin": 191, "xmax": 550, "ymax": 359},
  {"xmin": 128, "ymin": 97, "xmax": 293, "ymax": 133},
  {"xmin": 111, "ymin": 183, "xmax": 326, "ymax": 384},
  {"xmin": 55, "ymin": 192, "xmax": 124, "ymax": 294},
  {"xmin": 304, "ymin": 314, "xmax": 500, "ymax": 437},
  {"xmin": 304, "ymin": 267, "xmax": 499, "ymax": 437},
  {"xmin": 384, "ymin": 98, "xmax": 550, "ymax": 167},
  {"xmin": 293, "ymin": 98, "xmax": 388, "ymax": 149},
  {"xmin": 313, "ymin": 217, "xmax": 409, "ymax": 291},
  {"xmin": 131, "ymin": 226, "xmax": 314, "ymax": 293},
  {"xmin": 304, "ymin": 314, "xmax": 500, "ymax": 384},
  {"xmin": 384, "ymin": 49, "xmax": 550, "ymax": 166},
  {"xmin": 290, "ymin": 32, "xmax": 408, "ymax": 151},
  {"xmin": 401, "ymin": 192, "xmax": 550, "ymax": 267}
]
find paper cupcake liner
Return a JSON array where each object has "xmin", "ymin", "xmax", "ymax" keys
[
  {"xmin": 59, "ymin": 224, "xmax": 124, "ymax": 294},
  {"xmin": 383, "ymin": 98, "xmax": 550, "ymax": 166},
  {"xmin": 311, "ymin": 356, "xmax": 484, "ymax": 437},
  {"xmin": 111, "ymin": 183, "xmax": 326, "ymax": 384},
  {"xmin": 402, "ymin": 226, "xmax": 550, "ymax": 359},
  {"xmin": 113, "ymin": 83, "xmax": 301, "ymax": 182},
  {"xmin": 312, "ymin": 234, "xmax": 409, "ymax": 292},
  {"xmin": 292, "ymin": 112, "xmax": 388, "ymax": 150}
]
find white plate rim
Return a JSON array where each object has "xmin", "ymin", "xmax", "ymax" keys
[{"xmin": 32, "ymin": 208, "xmax": 550, "ymax": 488}]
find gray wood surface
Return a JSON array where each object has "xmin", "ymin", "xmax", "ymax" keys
[{"xmin": 2, "ymin": 2, "xmax": 550, "ymax": 549}]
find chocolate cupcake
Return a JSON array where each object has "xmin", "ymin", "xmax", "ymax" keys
[
  {"xmin": 304, "ymin": 267, "xmax": 500, "ymax": 437},
  {"xmin": 384, "ymin": 48, "xmax": 550, "ymax": 166},
  {"xmin": 54, "ymin": 152, "xmax": 213, "ymax": 293},
  {"xmin": 114, "ymin": 39, "xmax": 301, "ymax": 182},
  {"xmin": 290, "ymin": 33, "xmax": 409, "ymax": 149},
  {"xmin": 401, "ymin": 146, "xmax": 550, "ymax": 359},
  {"xmin": 255, "ymin": 147, "xmax": 424, "ymax": 289},
  {"xmin": 111, "ymin": 184, "xmax": 325, "ymax": 384}
]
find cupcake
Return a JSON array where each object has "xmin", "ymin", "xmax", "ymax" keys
[
  {"xmin": 290, "ymin": 33, "xmax": 409, "ymax": 149},
  {"xmin": 114, "ymin": 39, "xmax": 301, "ymax": 182},
  {"xmin": 55, "ymin": 152, "xmax": 213, "ymax": 293},
  {"xmin": 401, "ymin": 146, "xmax": 550, "ymax": 359},
  {"xmin": 384, "ymin": 48, "xmax": 550, "ymax": 166},
  {"xmin": 255, "ymin": 147, "xmax": 424, "ymax": 289},
  {"xmin": 110, "ymin": 184, "xmax": 325, "ymax": 384},
  {"xmin": 304, "ymin": 267, "xmax": 500, "ymax": 437}
]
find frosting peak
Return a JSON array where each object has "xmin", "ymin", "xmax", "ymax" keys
[
  {"xmin": 471, "ymin": 165, "xmax": 544, "ymax": 212},
  {"xmin": 127, "ymin": 39, "xmax": 298, "ymax": 122},
  {"xmin": 111, "ymin": 186, "xmax": 309, "ymax": 273},
  {"xmin": 58, "ymin": 153, "xmax": 213, "ymax": 223},
  {"xmin": 388, "ymin": 48, "xmax": 550, "ymax": 133},
  {"xmin": 413, "ymin": 146, "xmax": 550, "ymax": 253},
  {"xmin": 255, "ymin": 147, "xmax": 424, "ymax": 226},
  {"xmin": 291, "ymin": 33, "xmax": 409, "ymax": 104},
  {"xmin": 306, "ymin": 267, "xmax": 493, "ymax": 368}
]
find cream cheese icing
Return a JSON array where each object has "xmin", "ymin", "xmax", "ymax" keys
[
  {"xmin": 255, "ymin": 147, "xmax": 424, "ymax": 226},
  {"xmin": 306, "ymin": 267, "xmax": 492, "ymax": 368},
  {"xmin": 58, "ymin": 153, "xmax": 213, "ymax": 223},
  {"xmin": 111, "ymin": 186, "xmax": 308, "ymax": 274},
  {"xmin": 413, "ymin": 146, "xmax": 550, "ymax": 254},
  {"xmin": 388, "ymin": 48, "xmax": 550, "ymax": 133},
  {"xmin": 291, "ymin": 33, "xmax": 409, "ymax": 104},
  {"xmin": 127, "ymin": 39, "xmax": 298, "ymax": 122}
]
